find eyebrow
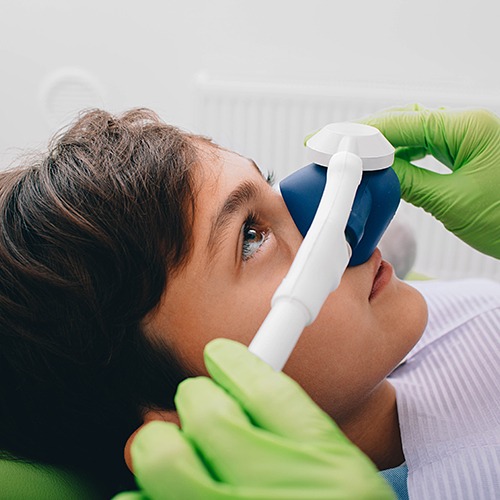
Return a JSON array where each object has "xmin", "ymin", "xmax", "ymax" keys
[{"xmin": 207, "ymin": 179, "xmax": 262, "ymax": 259}]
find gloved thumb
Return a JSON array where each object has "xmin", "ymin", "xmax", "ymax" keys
[{"xmin": 392, "ymin": 157, "xmax": 451, "ymax": 216}]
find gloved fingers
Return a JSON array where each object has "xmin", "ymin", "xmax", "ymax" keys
[
  {"xmin": 174, "ymin": 374, "xmax": 380, "ymax": 491},
  {"xmin": 175, "ymin": 375, "xmax": 306, "ymax": 485},
  {"xmin": 131, "ymin": 420, "xmax": 226, "ymax": 500},
  {"xmin": 203, "ymin": 339, "xmax": 350, "ymax": 447}
]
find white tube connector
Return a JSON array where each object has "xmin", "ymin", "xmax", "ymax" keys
[
  {"xmin": 246, "ymin": 299, "xmax": 310, "ymax": 372},
  {"xmin": 249, "ymin": 149, "xmax": 361, "ymax": 371}
]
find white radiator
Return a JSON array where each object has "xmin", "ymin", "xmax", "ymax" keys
[{"xmin": 193, "ymin": 74, "xmax": 500, "ymax": 282}]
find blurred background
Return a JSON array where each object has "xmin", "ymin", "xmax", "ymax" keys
[{"xmin": 1, "ymin": 0, "xmax": 499, "ymax": 280}]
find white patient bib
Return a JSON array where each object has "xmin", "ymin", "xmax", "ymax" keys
[{"xmin": 388, "ymin": 279, "xmax": 500, "ymax": 499}]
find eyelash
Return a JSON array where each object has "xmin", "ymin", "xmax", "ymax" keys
[
  {"xmin": 241, "ymin": 212, "xmax": 270, "ymax": 262},
  {"xmin": 266, "ymin": 171, "xmax": 276, "ymax": 186}
]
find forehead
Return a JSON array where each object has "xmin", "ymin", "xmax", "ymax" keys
[{"xmin": 194, "ymin": 144, "xmax": 264, "ymax": 199}]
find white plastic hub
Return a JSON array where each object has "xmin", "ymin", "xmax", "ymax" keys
[{"xmin": 306, "ymin": 122, "xmax": 394, "ymax": 171}]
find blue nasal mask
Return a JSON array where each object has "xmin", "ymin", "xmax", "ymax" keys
[
  {"xmin": 280, "ymin": 159, "xmax": 400, "ymax": 266},
  {"xmin": 248, "ymin": 122, "xmax": 400, "ymax": 371}
]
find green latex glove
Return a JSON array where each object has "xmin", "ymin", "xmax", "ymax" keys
[
  {"xmin": 361, "ymin": 104, "xmax": 500, "ymax": 259},
  {"xmin": 114, "ymin": 339, "xmax": 394, "ymax": 500}
]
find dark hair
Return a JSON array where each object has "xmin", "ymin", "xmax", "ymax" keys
[{"xmin": 0, "ymin": 109, "xmax": 209, "ymax": 495}]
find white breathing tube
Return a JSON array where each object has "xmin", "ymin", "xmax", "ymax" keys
[{"xmin": 248, "ymin": 123, "xmax": 395, "ymax": 371}]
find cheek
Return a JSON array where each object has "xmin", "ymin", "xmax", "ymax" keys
[
  {"xmin": 162, "ymin": 266, "xmax": 286, "ymax": 376},
  {"xmin": 181, "ymin": 237, "xmax": 298, "ymax": 371},
  {"xmin": 281, "ymin": 276, "xmax": 427, "ymax": 420}
]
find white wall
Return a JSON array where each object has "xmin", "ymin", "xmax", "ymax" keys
[{"xmin": 1, "ymin": 0, "xmax": 499, "ymax": 167}]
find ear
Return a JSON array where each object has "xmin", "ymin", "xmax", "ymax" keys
[{"xmin": 124, "ymin": 409, "xmax": 181, "ymax": 472}]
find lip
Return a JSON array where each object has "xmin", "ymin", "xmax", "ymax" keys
[{"xmin": 369, "ymin": 248, "xmax": 393, "ymax": 301}]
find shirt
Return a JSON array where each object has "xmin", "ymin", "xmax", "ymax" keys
[{"xmin": 388, "ymin": 279, "xmax": 500, "ymax": 499}]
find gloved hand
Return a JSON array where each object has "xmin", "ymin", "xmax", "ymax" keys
[
  {"xmin": 113, "ymin": 338, "xmax": 394, "ymax": 500},
  {"xmin": 361, "ymin": 104, "xmax": 500, "ymax": 259}
]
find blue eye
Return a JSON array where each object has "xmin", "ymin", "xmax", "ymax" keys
[{"xmin": 241, "ymin": 215, "xmax": 268, "ymax": 261}]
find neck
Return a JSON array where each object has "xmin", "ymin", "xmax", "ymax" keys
[{"xmin": 339, "ymin": 380, "xmax": 404, "ymax": 470}]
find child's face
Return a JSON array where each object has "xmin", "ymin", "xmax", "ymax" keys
[{"xmin": 145, "ymin": 145, "xmax": 428, "ymax": 421}]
